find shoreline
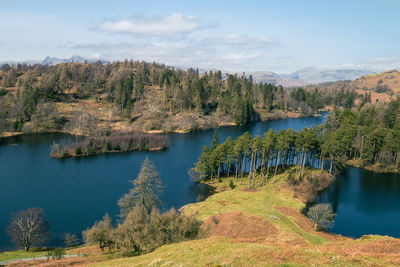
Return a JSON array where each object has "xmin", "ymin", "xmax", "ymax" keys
[
  {"xmin": 0, "ymin": 110, "xmax": 315, "ymax": 139},
  {"xmin": 345, "ymin": 159, "xmax": 399, "ymax": 174}
]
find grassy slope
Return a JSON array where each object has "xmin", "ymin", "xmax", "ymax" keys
[
  {"xmin": 91, "ymin": 170, "xmax": 400, "ymax": 267},
  {"xmin": 0, "ymin": 249, "xmax": 49, "ymax": 262}
]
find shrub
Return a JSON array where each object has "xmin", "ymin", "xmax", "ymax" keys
[
  {"xmin": 229, "ymin": 180, "xmax": 235, "ymax": 189},
  {"xmin": 64, "ymin": 233, "xmax": 79, "ymax": 248},
  {"xmin": 82, "ymin": 214, "xmax": 113, "ymax": 250},
  {"xmin": 46, "ymin": 247, "xmax": 65, "ymax": 260},
  {"xmin": 74, "ymin": 146, "xmax": 82, "ymax": 155},
  {"xmin": 114, "ymin": 207, "xmax": 202, "ymax": 256}
]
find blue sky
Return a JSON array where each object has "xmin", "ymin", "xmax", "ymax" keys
[{"xmin": 0, "ymin": 0, "xmax": 399, "ymax": 73}]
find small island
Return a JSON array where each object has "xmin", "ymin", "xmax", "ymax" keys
[{"xmin": 50, "ymin": 131, "xmax": 168, "ymax": 158}]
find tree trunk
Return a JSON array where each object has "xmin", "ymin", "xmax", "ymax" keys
[
  {"xmin": 261, "ymin": 152, "xmax": 265, "ymax": 182},
  {"xmin": 266, "ymin": 152, "xmax": 271, "ymax": 182},
  {"xmin": 273, "ymin": 150, "xmax": 280, "ymax": 182},
  {"xmin": 217, "ymin": 162, "xmax": 221, "ymax": 181},
  {"xmin": 359, "ymin": 135, "xmax": 364, "ymax": 159},
  {"xmin": 252, "ymin": 152, "xmax": 258, "ymax": 188},
  {"xmin": 235, "ymin": 158, "xmax": 239, "ymax": 179},
  {"xmin": 248, "ymin": 152, "xmax": 254, "ymax": 187},
  {"xmin": 301, "ymin": 150, "xmax": 307, "ymax": 177},
  {"xmin": 241, "ymin": 154, "xmax": 246, "ymax": 179},
  {"xmin": 329, "ymin": 160, "xmax": 333, "ymax": 175}
]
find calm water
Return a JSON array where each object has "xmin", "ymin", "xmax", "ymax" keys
[
  {"xmin": 318, "ymin": 167, "xmax": 400, "ymax": 238},
  {"xmin": 0, "ymin": 113, "xmax": 328, "ymax": 250}
]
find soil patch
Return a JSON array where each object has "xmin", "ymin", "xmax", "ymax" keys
[
  {"xmin": 8, "ymin": 257, "xmax": 97, "ymax": 267},
  {"xmin": 202, "ymin": 211, "xmax": 278, "ymax": 242},
  {"xmin": 240, "ymin": 188, "xmax": 261, "ymax": 193}
]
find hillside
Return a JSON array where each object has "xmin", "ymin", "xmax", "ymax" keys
[
  {"xmin": 3, "ymin": 170, "xmax": 400, "ymax": 266},
  {"xmin": 0, "ymin": 61, "xmax": 316, "ymax": 138},
  {"xmin": 92, "ymin": 171, "xmax": 400, "ymax": 266}
]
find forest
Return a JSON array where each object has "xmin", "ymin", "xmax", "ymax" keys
[{"xmin": 0, "ymin": 60, "xmax": 359, "ymax": 136}]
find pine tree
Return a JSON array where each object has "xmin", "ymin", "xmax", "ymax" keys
[{"xmin": 118, "ymin": 158, "xmax": 163, "ymax": 216}]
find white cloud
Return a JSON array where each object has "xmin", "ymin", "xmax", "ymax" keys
[
  {"xmin": 217, "ymin": 53, "xmax": 260, "ymax": 62},
  {"xmin": 315, "ymin": 57, "xmax": 400, "ymax": 72},
  {"xmin": 206, "ymin": 34, "xmax": 280, "ymax": 49},
  {"xmin": 96, "ymin": 14, "xmax": 201, "ymax": 36}
]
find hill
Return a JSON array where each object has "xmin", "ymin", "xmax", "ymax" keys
[{"xmin": 311, "ymin": 70, "xmax": 400, "ymax": 104}]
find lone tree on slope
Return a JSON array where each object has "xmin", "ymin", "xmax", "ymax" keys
[
  {"xmin": 307, "ymin": 203, "xmax": 336, "ymax": 231},
  {"xmin": 118, "ymin": 157, "xmax": 164, "ymax": 217},
  {"xmin": 7, "ymin": 207, "xmax": 50, "ymax": 251}
]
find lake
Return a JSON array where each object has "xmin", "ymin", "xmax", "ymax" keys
[
  {"xmin": 0, "ymin": 112, "xmax": 341, "ymax": 250},
  {"xmin": 317, "ymin": 167, "xmax": 400, "ymax": 238}
]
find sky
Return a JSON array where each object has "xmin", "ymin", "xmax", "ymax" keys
[{"xmin": 0, "ymin": 0, "xmax": 399, "ymax": 73}]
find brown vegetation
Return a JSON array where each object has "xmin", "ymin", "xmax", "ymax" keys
[
  {"xmin": 202, "ymin": 211, "xmax": 278, "ymax": 242},
  {"xmin": 287, "ymin": 170, "xmax": 335, "ymax": 202}
]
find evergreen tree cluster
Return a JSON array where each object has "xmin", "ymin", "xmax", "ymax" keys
[{"xmin": 195, "ymin": 99, "xmax": 400, "ymax": 186}]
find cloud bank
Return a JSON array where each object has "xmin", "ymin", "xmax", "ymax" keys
[{"xmin": 96, "ymin": 14, "xmax": 201, "ymax": 37}]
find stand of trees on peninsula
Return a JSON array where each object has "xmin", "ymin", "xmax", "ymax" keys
[
  {"xmin": 0, "ymin": 60, "xmax": 330, "ymax": 135},
  {"xmin": 195, "ymin": 99, "xmax": 400, "ymax": 187},
  {"xmin": 194, "ymin": 127, "xmax": 332, "ymax": 189}
]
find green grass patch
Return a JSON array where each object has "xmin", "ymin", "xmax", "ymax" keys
[
  {"xmin": 186, "ymin": 170, "xmax": 327, "ymax": 245},
  {"xmin": 0, "ymin": 248, "xmax": 49, "ymax": 262}
]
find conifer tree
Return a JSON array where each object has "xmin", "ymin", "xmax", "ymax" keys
[{"xmin": 118, "ymin": 158, "xmax": 163, "ymax": 216}]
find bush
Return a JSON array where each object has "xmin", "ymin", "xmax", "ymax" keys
[
  {"xmin": 229, "ymin": 180, "xmax": 235, "ymax": 189},
  {"xmin": 64, "ymin": 233, "xmax": 79, "ymax": 248},
  {"xmin": 114, "ymin": 207, "xmax": 202, "ymax": 256},
  {"xmin": 46, "ymin": 247, "xmax": 65, "ymax": 260},
  {"xmin": 82, "ymin": 214, "xmax": 113, "ymax": 250},
  {"xmin": 74, "ymin": 146, "xmax": 82, "ymax": 155}
]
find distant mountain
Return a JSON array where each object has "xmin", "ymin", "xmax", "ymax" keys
[
  {"xmin": 247, "ymin": 71, "xmax": 308, "ymax": 87},
  {"xmin": 284, "ymin": 67, "xmax": 374, "ymax": 85},
  {"xmin": 41, "ymin": 55, "xmax": 88, "ymax": 65},
  {"xmin": 226, "ymin": 67, "xmax": 374, "ymax": 87}
]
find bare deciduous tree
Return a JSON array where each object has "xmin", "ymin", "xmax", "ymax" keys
[
  {"xmin": 6, "ymin": 207, "xmax": 50, "ymax": 251},
  {"xmin": 307, "ymin": 203, "xmax": 336, "ymax": 231}
]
